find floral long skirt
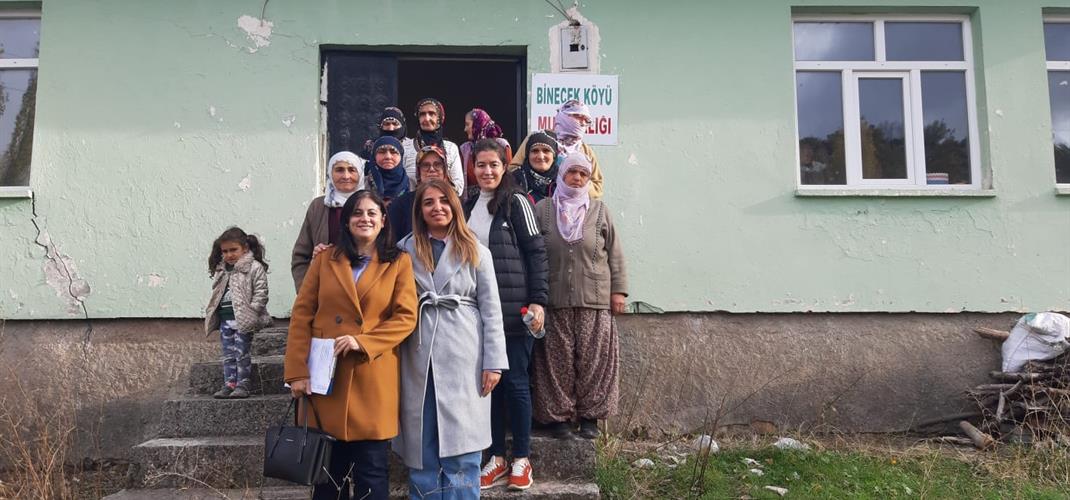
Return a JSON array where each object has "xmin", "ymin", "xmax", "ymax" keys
[{"xmin": 531, "ymin": 307, "xmax": 619, "ymax": 423}]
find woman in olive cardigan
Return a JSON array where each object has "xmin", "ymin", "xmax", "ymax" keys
[
  {"xmin": 290, "ymin": 151, "xmax": 365, "ymax": 291},
  {"xmin": 531, "ymin": 152, "xmax": 627, "ymax": 440}
]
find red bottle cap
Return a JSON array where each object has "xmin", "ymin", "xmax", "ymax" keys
[{"xmin": 520, "ymin": 306, "xmax": 529, "ymax": 314}]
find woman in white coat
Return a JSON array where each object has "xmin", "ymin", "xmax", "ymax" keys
[{"xmin": 395, "ymin": 179, "xmax": 508, "ymax": 499}]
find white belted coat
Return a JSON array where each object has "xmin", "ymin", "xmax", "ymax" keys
[{"xmin": 394, "ymin": 235, "xmax": 508, "ymax": 467}]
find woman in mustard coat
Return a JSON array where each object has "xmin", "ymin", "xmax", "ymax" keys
[{"xmin": 284, "ymin": 189, "xmax": 418, "ymax": 500}]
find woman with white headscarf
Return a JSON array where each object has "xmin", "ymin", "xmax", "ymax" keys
[
  {"xmin": 290, "ymin": 150, "xmax": 365, "ymax": 291},
  {"xmin": 509, "ymin": 99, "xmax": 605, "ymax": 198},
  {"xmin": 531, "ymin": 152, "xmax": 627, "ymax": 441}
]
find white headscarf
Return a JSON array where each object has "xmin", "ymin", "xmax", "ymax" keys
[
  {"xmin": 325, "ymin": 151, "xmax": 364, "ymax": 207},
  {"xmin": 552, "ymin": 153, "xmax": 592, "ymax": 243}
]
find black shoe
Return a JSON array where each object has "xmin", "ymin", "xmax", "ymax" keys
[
  {"xmin": 549, "ymin": 422, "xmax": 575, "ymax": 440},
  {"xmin": 578, "ymin": 419, "xmax": 600, "ymax": 439}
]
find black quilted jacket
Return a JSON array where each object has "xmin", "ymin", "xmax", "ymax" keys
[{"xmin": 463, "ymin": 191, "xmax": 549, "ymax": 336}]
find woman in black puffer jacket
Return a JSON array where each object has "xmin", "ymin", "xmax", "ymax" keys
[{"xmin": 463, "ymin": 139, "xmax": 548, "ymax": 490}]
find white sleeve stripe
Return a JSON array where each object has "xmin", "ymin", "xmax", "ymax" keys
[{"xmin": 514, "ymin": 194, "xmax": 539, "ymax": 236}]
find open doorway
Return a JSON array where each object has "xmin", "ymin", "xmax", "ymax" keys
[{"xmin": 322, "ymin": 49, "xmax": 526, "ymax": 158}]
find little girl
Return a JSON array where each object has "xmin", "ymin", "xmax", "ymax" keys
[{"xmin": 204, "ymin": 227, "xmax": 272, "ymax": 399}]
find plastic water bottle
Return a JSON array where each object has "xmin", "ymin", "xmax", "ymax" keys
[{"xmin": 521, "ymin": 307, "xmax": 545, "ymax": 339}]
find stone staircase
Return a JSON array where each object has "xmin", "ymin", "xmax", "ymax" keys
[{"xmin": 107, "ymin": 327, "xmax": 601, "ymax": 499}]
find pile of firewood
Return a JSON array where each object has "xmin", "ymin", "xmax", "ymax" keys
[{"xmin": 946, "ymin": 327, "xmax": 1070, "ymax": 449}]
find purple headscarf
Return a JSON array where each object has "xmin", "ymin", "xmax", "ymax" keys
[
  {"xmin": 467, "ymin": 108, "xmax": 503, "ymax": 141},
  {"xmin": 552, "ymin": 152, "xmax": 592, "ymax": 243}
]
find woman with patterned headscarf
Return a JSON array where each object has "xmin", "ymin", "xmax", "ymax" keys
[
  {"xmin": 512, "ymin": 131, "xmax": 559, "ymax": 203},
  {"xmin": 290, "ymin": 150, "xmax": 365, "ymax": 291},
  {"xmin": 461, "ymin": 108, "xmax": 513, "ymax": 200},
  {"xmin": 402, "ymin": 98, "xmax": 465, "ymax": 196},
  {"xmin": 360, "ymin": 106, "xmax": 412, "ymax": 161},
  {"xmin": 510, "ymin": 99, "xmax": 604, "ymax": 198}
]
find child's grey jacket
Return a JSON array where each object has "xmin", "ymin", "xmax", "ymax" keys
[{"xmin": 204, "ymin": 252, "xmax": 272, "ymax": 335}]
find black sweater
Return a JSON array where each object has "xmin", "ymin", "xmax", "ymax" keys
[
  {"xmin": 463, "ymin": 191, "xmax": 549, "ymax": 336},
  {"xmin": 386, "ymin": 191, "xmax": 415, "ymax": 246}
]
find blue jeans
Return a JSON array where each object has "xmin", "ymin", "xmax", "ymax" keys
[
  {"xmin": 219, "ymin": 321, "xmax": 251, "ymax": 388},
  {"xmin": 489, "ymin": 335, "xmax": 534, "ymax": 458},
  {"xmin": 409, "ymin": 368, "xmax": 481, "ymax": 499}
]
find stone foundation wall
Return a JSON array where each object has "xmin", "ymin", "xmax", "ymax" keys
[{"xmin": 0, "ymin": 312, "xmax": 1014, "ymax": 462}]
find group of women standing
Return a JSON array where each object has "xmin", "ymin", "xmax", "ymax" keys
[{"xmin": 283, "ymin": 98, "xmax": 627, "ymax": 500}]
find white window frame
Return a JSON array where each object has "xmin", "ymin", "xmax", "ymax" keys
[
  {"xmin": 792, "ymin": 15, "xmax": 983, "ymax": 191},
  {"xmin": 0, "ymin": 10, "xmax": 41, "ymax": 197},
  {"xmin": 1044, "ymin": 16, "xmax": 1070, "ymax": 191}
]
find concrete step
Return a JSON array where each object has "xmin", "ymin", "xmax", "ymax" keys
[
  {"xmin": 130, "ymin": 433, "xmax": 595, "ymax": 489},
  {"xmin": 104, "ymin": 486, "xmax": 308, "ymax": 500},
  {"xmin": 158, "ymin": 395, "xmax": 291, "ymax": 438},
  {"xmin": 251, "ymin": 328, "xmax": 287, "ymax": 357},
  {"xmin": 189, "ymin": 355, "xmax": 286, "ymax": 396},
  {"xmin": 106, "ymin": 480, "xmax": 600, "ymax": 499}
]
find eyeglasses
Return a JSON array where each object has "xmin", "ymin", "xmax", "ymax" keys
[{"xmin": 419, "ymin": 161, "xmax": 445, "ymax": 172}]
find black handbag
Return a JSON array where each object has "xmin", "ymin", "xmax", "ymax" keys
[{"xmin": 263, "ymin": 396, "xmax": 337, "ymax": 486}]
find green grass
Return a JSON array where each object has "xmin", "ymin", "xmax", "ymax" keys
[{"xmin": 597, "ymin": 445, "xmax": 1070, "ymax": 499}]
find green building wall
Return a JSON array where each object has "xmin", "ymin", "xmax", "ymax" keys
[{"xmin": 0, "ymin": 0, "xmax": 1067, "ymax": 320}]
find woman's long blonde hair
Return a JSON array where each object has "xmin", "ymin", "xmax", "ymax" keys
[{"xmin": 411, "ymin": 179, "xmax": 480, "ymax": 271}]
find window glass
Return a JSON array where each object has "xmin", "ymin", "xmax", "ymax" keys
[
  {"xmin": 793, "ymin": 22, "xmax": 875, "ymax": 61},
  {"xmin": 921, "ymin": 72, "xmax": 971, "ymax": 184},
  {"xmin": 858, "ymin": 78, "xmax": 907, "ymax": 180},
  {"xmin": 0, "ymin": 69, "xmax": 37, "ymax": 186},
  {"xmin": 885, "ymin": 22, "xmax": 964, "ymax": 61},
  {"xmin": 1044, "ymin": 23, "xmax": 1070, "ymax": 62},
  {"xmin": 0, "ymin": 18, "xmax": 40, "ymax": 59},
  {"xmin": 1049, "ymin": 71, "xmax": 1070, "ymax": 183},
  {"xmin": 796, "ymin": 72, "xmax": 847, "ymax": 185}
]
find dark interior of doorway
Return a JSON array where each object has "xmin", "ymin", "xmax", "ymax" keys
[
  {"xmin": 322, "ymin": 50, "xmax": 526, "ymax": 158},
  {"xmin": 398, "ymin": 57, "xmax": 525, "ymax": 149}
]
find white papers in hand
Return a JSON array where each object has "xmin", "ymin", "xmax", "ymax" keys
[{"xmin": 308, "ymin": 337, "xmax": 338, "ymax": 395}]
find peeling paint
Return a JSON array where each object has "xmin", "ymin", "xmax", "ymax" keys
[
  {"xmin": 238, "ymin": 175, "xmax": 252, "ymax": 192},
  {"xmin": 37, "ymin": 231, "xmax": 91, "ymax": 316},
  {"xmin": 282, "ymin": 114, "xmax": 296, "ymax": 128},
  {"xmin": 208, "ymin": 105, "xmax": 217, "ymax": 118},
  {"xmin": 237, "ymin": 15, "xmax": 273, "ymax": 53},
  {"xmin": 627, "ymin": 153, "xmax": 639, "ymax": 165},
  {"xmin": 146, "ymin": 274, "xmax": 166, "ymax": 288}
]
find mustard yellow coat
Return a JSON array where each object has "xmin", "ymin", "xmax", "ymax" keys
[{"xmin": 284, "ymin": 249, "xmax": 418, "ymax": 441}]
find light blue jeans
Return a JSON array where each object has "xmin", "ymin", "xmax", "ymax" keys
[{"xmin": 409, "ymin": 368, "xmax": 481, "ymax": 499}]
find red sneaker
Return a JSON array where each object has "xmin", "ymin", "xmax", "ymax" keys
[
  {"xmin": 479, "ymin": 456, "xmax": 508, "ymax": 489},
  {"xmin": 508, "ymin": 458, "xmax": 533, "ymax": 491}
]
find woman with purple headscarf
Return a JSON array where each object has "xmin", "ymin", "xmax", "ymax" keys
[
  {"xmin": 531, "ymin": 152, "xmax": 627, "ymax": 440},
  {"xmin": 510, "ymin": 99, "xmax": 604, "ymax": 198},
  {"xmin": 461, "ymin": 108, "xmax": 513, "ymax": 199}
]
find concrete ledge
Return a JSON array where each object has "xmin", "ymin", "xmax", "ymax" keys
[
  {"xmin": 613, "ymin": 312, "xmax": 1012, "ymax": 435},
  {"xmin": 1056, "ymin": 185, "xmax": 1070, "ymax": 196},
  {"xmin": 0, "ymin": 313, "xmax": 1015, "ymax": 464},
  {"xmin": 796, "ymin": 187, "xmax": 997, "ymax": 197}
]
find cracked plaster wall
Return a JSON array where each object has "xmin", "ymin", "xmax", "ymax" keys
[{"xmin": 0, "ymin": 0, "xmax": 1067, "ymax": 320}]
